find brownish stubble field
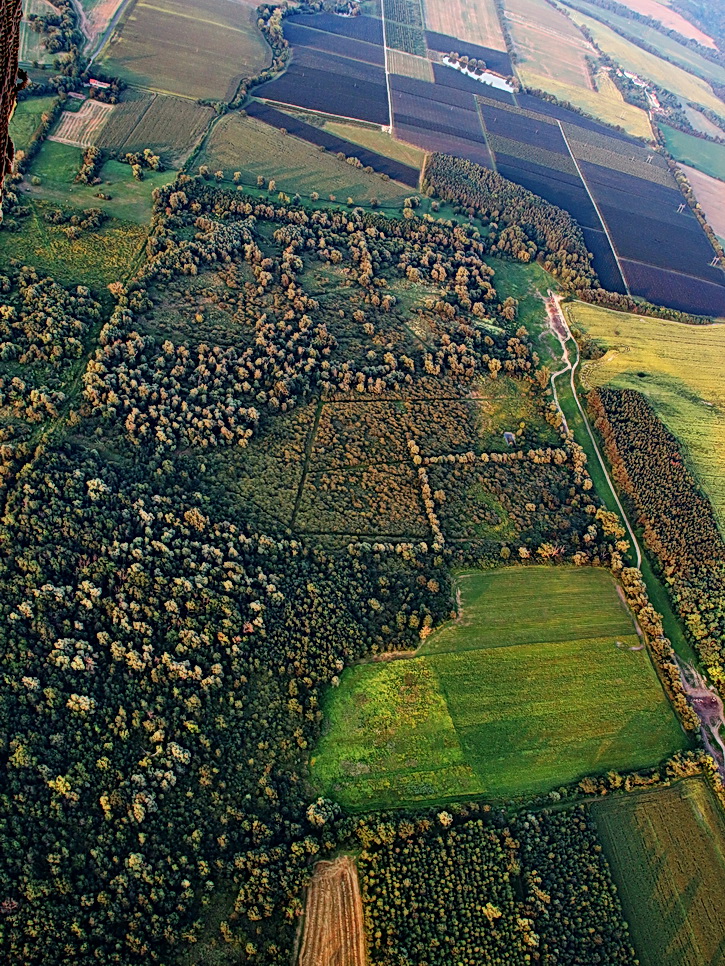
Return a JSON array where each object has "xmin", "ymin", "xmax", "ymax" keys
[
  {"xmin": 298, "ymin": 856, "xmax": 366, "ymax": 966},
  {"xmin": 422, "ymin": 0, "xmax": 508, "ymax": 52},
  {"xmin": 99, "ymin": 0, "xmax": 270, "ymax": 101}
]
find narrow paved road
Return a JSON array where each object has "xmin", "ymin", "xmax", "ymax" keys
[{"xmin": 545, "ymin": 293, "xmax": 642, "ymax": 569}]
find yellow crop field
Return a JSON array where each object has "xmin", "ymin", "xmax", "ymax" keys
[
  {"xmin": 592, "ymin": 777, "xmax": 725, "ymax": 966},
  {"xmin": 566, "ymin": 9, "xmax": 725, "ymax": 116},
  {"xmin": 567, "ymin": 300, "xmax": 725, "ymax": 528},
  {"xmin": 504, "ymin": 0, "xmax": 594, "ymax": 89},
  {"xmin": 386, "ymin": 48, "xmax": 435, "ymax": 82},
  {"xmin": 422, "ymin": 0, "xmax": 507, "ymax": 52},
  {"xmin": 324, "ymin": 121, "xmax": 426, "ymax": 169}
]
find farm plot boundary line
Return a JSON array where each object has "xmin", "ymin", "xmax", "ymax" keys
[
  {"xmin": 381, "ymin": 1, "xmax": 396, "ymax": 131},
  {"xmin": 557, "ymin": 119, "xmax": 631, "ymax": 295},
  {"xmin": 474, "ymin": 97, "xmax": 498, "ymax": 173}
]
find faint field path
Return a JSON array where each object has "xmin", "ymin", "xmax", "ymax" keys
[{"xmin": 545, "ymin": 292, "xmax": 642, "ymax": 569}]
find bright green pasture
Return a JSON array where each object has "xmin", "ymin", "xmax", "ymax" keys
[
  {"xmin": 9, "ymin": 96, "xmax": 57, "ymax": 151},
  {"xmin": 27, "ymin": 140, "xmax": 176, "ymax": 223},
  {"xmin": 660, "ymin": 124, "xmax": 725, "ymax": 181},
  {"xmin": 592, "ymin": 777, "xmax": 725, "ymax": 966},
  {"xmin": 311, "ymin": 566, "xmax": 686, "ymax": 808},
  {"xmin": 421, "ymin": 565, "xmax": 633, "ymax": 653}
]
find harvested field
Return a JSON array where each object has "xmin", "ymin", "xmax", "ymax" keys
[
  {"xmin": 80, "ymin": 0, "xmax": 127, "ymax": 44},
  {"xmin": 569, "ymin": 300, "xmax": 725, "ymax": 519},
  {"xmin": 117, "ymin": 95, "xmax": 214, "ymax": 165},
  {"xmin": 92, "ymin": 89, "xmax": 154, "ymax": 152},
  {"xmin": 298, "ymin": 856, "xmax": 366, "ymax": 966},
  {"xmin": 49, "ymin": 99, "xmax": 114, "ymax": 147},
  {"xmin": 387, "ymin": 48, "xmax": 434, "ymax": 81},
  {"xmin": 503, "ymin": 0, "xmax": 595, "ymax": 90},
  {"xmin": 592, "ymin": 777, "xmax": 725, "ymax": 966},
  {"xmin": 422, "ymin": 0, "xmax": 507, "ymax": 52},
  {"xmin": 99, "ymin": 0, "xmax": 270, "ymax": 101},
  {"xmin": 312, "ymin": 566, "xmax": 685, "ymax": 808},
  {"xmin": 617, "ymin": 0, "xmax": 716, "ymax": 48},
  {"xmin": 681, "ymin": 164, "xmax": 725, "ymax": 242},
  {"xmin": 197, "ymin": 114, "xmax": 408, "ymax": 204}
]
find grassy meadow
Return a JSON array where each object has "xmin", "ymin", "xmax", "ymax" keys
[
  {"xmin": 26, "ymin": 140, "xmax": 176, "ymax": 223},
  {"xmin": 197, "ymin": 115, "xmax": 410, "ymax": 206},
  {"xmin": 567, "ymin": 300, "xmax": 725, "ymax": 528},
  {"xmin": 592, "ymin": 777, "xmax": 725, "ymax": 966},
  {"xmin": 661, "ymin": 124, "xmax": 725, "ymax": 181},
  {"xmin": 311, "ymin": 566, "xmax": 685, "ymax": 808},
  {"xmin": 9, "ymin": 95, "xmax": 57, "ymax": 152},
  {"xmin": 99, "ymin": 0, "xmax": 270, "ymax": 101}
]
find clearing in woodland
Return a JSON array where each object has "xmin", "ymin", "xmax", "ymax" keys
[
  {"xmin": 422, "ymin": 0, "xmax": 508, "ymax": 52},
  {"xmin": 592, "ymin": 777, "xmax": 725, "ymax": 966},
  {"xmin": 99, "ymin": 0, "xmax": 270, "ymax": 101},
  {"xmin": 311, "ymin": 566, "xmax": 686, "ymax": 809},
  {"xmin": 297, "ymin": 856, "xmax": 366, "ymax": 966},
  {"xmin": 568, "ymin": 300, "xmax": 725, "ymax": 528}
]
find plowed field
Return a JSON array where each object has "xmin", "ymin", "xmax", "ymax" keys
[{"xmin": 298, "ymin": 856, "xmax": 366, "ymax": 966}]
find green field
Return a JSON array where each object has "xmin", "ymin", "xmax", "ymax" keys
[
  {"xmin": 9, "ymin": 95, "xmax": 57, "ymax": 152},
  {"xmin": 0, "ymin": 201, "xmax": 147, "ymax": 293},
  {"xmin": 197, "ymin": 114, "xmax": 410, "ymax": 206},
  {"xmin": 100, "ymin": 0, "xmax": 270, "ymax": 101},
  {"xmin": 27, "ymin": 140, "xmax": 177, "ymax": 223},
  {"xmin": 661, "ymin": 124, "xmax": 725, "ymax": 181},
  {"xmin": 311, "ymin": 566, "xmax": 686, "ymax": 808},
  {"xmin": 592, "ymin": 777, "xmax": 725, "ymax": 966},
  {"xmin": 567, "ymin": 300, "xmax": 725, "ymax": 528}
]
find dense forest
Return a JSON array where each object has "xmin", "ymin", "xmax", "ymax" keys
[
  {"xmin": 590, "ymin": 387, "xmax": 725, "ymax": 681},
  {"xmin": 0, "ymin": 178, "xmax": 638, "ymax": 963}
]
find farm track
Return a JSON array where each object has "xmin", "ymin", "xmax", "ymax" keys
[
  {"xmin": 546, "ymin": 293, "xmax": 641, "ymax": 567},
  {"xmin": 298, "ymin": 856, "xmax": 366, "ymax": 966}
]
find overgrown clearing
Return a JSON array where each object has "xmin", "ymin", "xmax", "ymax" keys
[
  {"xmin": 311, "ymin": 566, "xmax": 685, "ymax": 808},
  {"xmin": 99, "ymin": 0, "xmax": 270, "ymax": 100},
  {"xmin": 592, "ymin": 777, "xmax": 725, "ymax": 966},
  {"xmin": 197, "ymin": 114, "xmax": 409, "ymax": 204},
  {"xmin": 661, "ymin": 124, "xmax": 725, "ymax": 181},
  {"xmin": 0, "ymin": 201, "xmax": 146, "ymax": 291},
  {"xmin": 568, "ymin": 300, "xmax": 725, "ymax": 526},
  {"xmin": 422, "ymin": 0, "xmax": 508, "ymax": 52},
  {"xmin": 298, "ymin": 857, "xmax": 366, "ymax": 966}
]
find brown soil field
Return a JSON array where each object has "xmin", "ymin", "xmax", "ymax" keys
[
  {"xmin": 99, "ymin": 0, "xmax": 270, "ymax": 101},
  {"xmin": 618, "ymin": 0, "xmax": 716, "ymax": 49},
  {"xmin": 423, "ymin": 0, "xmax": 507, "ymax": 51},
  {"xmin": 298, "ymin": 856, "xmax": 366, "ymax": 966},
  {"xmin": 680, "ymin": 163, "xmax": 725, "ymax": 241},
  {"xmin": 504, "ymin": 0, "xmax": 595, "ymax": 89},
  {"xmin": 387, "ymin": 48, "xmax": 435, "ymax": 81},
  {"xmin": 49, "ymin": 98, "xmax": 114, "ymax": 147}
]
